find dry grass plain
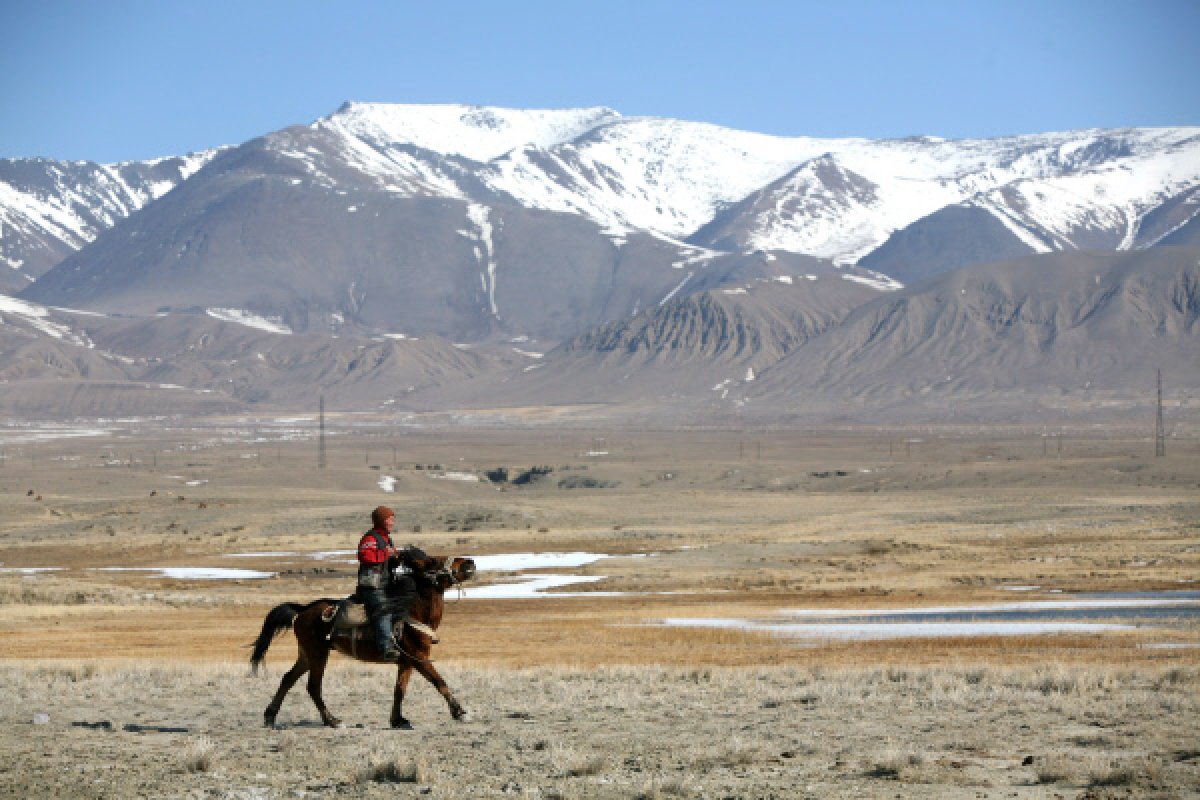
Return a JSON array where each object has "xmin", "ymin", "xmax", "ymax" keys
[{"xmin": 1, "ymin": 418, "xmax": 1197, "ymax": 798}]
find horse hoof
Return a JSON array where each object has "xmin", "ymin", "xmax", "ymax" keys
[
  {"xmin": 323, "ymin": 717, "xmax": 342, "ymax": 728},
  {"xmin": 263, "ymin": 713, "xmax": 276, "ymax": 729},
  {"xmin": 391, "ymin": 717, "xmax": 414, "ymax": 730},
  {"xmin": 451, "ymin": 708, "xmax": 467, "ymax": 721}
]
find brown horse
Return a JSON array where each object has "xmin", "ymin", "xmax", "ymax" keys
[{"xmin": 250, "ymin": 554, "xmax": 475, "ymax": 729}]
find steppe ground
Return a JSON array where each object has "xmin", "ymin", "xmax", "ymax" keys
[{"xmin": 0, "ymin": 416, "xmax": 1197, "ymax": 799}]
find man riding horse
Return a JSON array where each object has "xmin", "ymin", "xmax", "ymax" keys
[
  {"xmin": 357, "ymin": 505, "xmax": 418, "ymax": 661},
  {"xmin": 251, "ymin": 536, "xmax": 476, "ymax": 728}
]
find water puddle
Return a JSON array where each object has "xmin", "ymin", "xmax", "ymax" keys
[{"xmin": 660, "ymin": 592, "xmax": 1200, "ymax": 641}]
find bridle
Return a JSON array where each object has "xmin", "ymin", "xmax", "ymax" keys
[
  {"xmin": 413, "ymin": 557, "xmax": 473, "ymax": 600},
  {"xmin": 391, "ymin": 559, "xmax": 474, "ymax": 665}
]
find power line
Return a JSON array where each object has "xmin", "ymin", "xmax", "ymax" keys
[
  {"xmin": 318, "ymin": 393, "xmax": 327, "ymax": 469},
  {"xmin": 1156, "ymin": 369, "xmax": 1165, "ymax": 458}
]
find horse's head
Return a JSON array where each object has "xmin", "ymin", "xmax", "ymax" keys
[
  {"xmin": 410, "ymin": 554, "xmax": 476, "ymax": 590},
  {"xmin": 449, "ymin": 556, "xmax": 476, "ymax": 584}
]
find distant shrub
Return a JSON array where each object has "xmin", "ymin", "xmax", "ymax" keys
[{"xmin": 557, "ymin": 475, "xmax": 618, "ymax": 489}]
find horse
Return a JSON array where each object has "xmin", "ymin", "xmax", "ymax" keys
[{"xmin": 250, "ymin": 553, "xmax": 476, "ymax": 729}]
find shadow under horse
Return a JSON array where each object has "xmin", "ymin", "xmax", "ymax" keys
[{"xmin": 250, "ymin": 553, "xmax": 476, "ymax": 729}]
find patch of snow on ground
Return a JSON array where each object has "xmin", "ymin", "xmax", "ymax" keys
[
  {"xmin": 0, "ymin": 426, "xmax": 112, "ymax": 443},
  {"xmin": 225, "ymin": 552, "xmax": 299, "ymax": 558},
  {"xmin": 461, "ymin": 574, "xmax": 617, "ymax": 599},
  {"xmin": 312, "ymin": 550, "xmax": 354, "ymax": 561},
  {"xmin": 431, "ymin": 470, "xmax": 479, "ymax": 482},
  {"xmin": 474, "ymin": 552, "xmax": 609, "ymax": 571},
  {"xmin": 461, "ymin": 552, "xmax": 629, "ymax": 598},
  {"xmin": 93, "ymin": 567, "xmax": 275, "ymax": 580}
]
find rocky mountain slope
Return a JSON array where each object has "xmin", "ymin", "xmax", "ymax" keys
[
  {"xmin": 3, "ymin": 246, "xmax": 1196, "ymax": 422},
  {"xmin": 398, "ymin": 246, "xmax": 1198, "ymax": 424},
  {"xmin": 0, "ymin": 294, "xmax": 511, "ymax": 415},
  {"xmin": 743, "ymin": 246, "xmax": 1200, "ymax": 422},
  {"xmin": 0, "ymin": 152, "xmax": 217, "ymax": 292}
]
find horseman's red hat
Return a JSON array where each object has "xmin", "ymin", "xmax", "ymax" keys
[{"xmin": 371, "ymin": 506, "xmax": 395, "ymax": 528}]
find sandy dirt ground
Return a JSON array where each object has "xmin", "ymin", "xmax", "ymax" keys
[
  {"xmin": 1, "ymin": 419, "xmax": 1197, "ymax": 798},
  {"xmin": 1, "ymin": 661, "xmax": 1197, "ymax": 799}
]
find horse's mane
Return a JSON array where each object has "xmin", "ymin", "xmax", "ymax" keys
[{"xmin": 396, "ymin": 546, "xmax": 435, "ymax": 571}]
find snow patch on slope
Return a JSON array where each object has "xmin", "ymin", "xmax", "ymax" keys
[
  {"xmin": 205, "ymin": 308, "xmax": 293, "ymax": 334},
  {"xmin": 462, "ymin": 203, "xmax": 500, "ymax": 317},
  {"xmin": 0, "ymin": 293, "xmax": 94, "ymax": 346}
]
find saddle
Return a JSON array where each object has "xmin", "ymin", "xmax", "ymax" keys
[{"xmin": 322, "ymin": 597, "xmax": 439, "ymax": 643}]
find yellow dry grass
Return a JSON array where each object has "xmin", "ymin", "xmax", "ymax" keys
[{"xmin": 1, "ymin": 423, "xmax": 1197, "ymax": 670}]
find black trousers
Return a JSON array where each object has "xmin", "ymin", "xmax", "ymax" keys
[{"xmin": 360, "ymin": 576, "xmax": 416, "ymax": 651}]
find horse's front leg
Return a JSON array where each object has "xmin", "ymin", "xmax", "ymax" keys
[
  {"xmin": 412, "ymin": 657, "xmax": 466, "ymax": 721},
  {"xmin": 390, "ymin": 665, "xmax": 414, "ymax": 729}
]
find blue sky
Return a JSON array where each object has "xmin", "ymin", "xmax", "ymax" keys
[{"xmin": 2, "ymin": 0, "xmax": 1197, "ymax": 163}]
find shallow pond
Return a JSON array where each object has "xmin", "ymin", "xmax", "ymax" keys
[{"xmin": 661, "ymin": 591, "xmax": 1200, "ymax": 640}]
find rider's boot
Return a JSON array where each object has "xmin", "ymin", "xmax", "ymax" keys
[{"xmin": 374, "ymin": 612, "xmax": 400, "ymax": 661}]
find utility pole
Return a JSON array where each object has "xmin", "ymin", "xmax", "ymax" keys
[
  {"xmin": 1156, "ymin": 369, "xmax": 1166, "ymax": 458},
  {"xmin": 318, "ymin": 394, "xmax": 327, "ymax": 470}
]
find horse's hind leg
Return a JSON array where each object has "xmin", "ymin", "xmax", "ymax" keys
[
  {"xmin": 264, "ymin": 655, "xmax": 308, "ymax": 728},
  {"xmin": 305, "ymin": 645, "xmax": 340, "ymax": 728}
]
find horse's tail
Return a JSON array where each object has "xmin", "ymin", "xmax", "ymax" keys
[{"xmin": 250, "ymin": 602, "xmax": 307, "ymax": 673}]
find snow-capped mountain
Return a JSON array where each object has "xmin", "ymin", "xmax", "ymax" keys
[
  {"xmin": 317, "ymin": 102, "xmax": 623, "ymax": 163},
  {"xmin": 5, "ymin": 105, "xmax": 1199, "ymax": 281},
  {"xmin": 8, "ymin": 103, "xmax": 1200, "ymax": 347},
  {"xmin": 269, "ymin": 104, "xmax": 1200, "ymax": 263},
  {"xmin": 0, "ymin": 151, "xmax": 218, "ymax": 291},
  {"xmin": 483, "ymin": 122, "xmax": 1200, "ymax": 266}
]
